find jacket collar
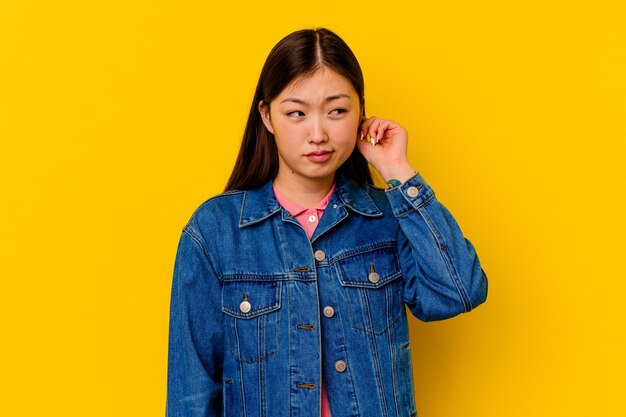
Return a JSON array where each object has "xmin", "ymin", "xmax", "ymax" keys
[{"xmin": 239, "ymin": 173, "xmax": 382, "ymax": 227}]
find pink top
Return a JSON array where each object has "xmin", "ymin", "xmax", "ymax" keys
[{"xmin": 273, "ymin": 182, "xmax": 335, "ymax": 417}]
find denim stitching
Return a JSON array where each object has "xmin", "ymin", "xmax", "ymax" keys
[
  {"xmin": 335, "ymin": 245, "xmax": 404, "ymax": 334},
  {"xmin": 221, "ymin": 274, "xmax": 292, "ymax": 282},
  {"xmin": 310, "ymin": 205, "xmax": 348, "ymax": 244},
  {"xmin": 259, "ymin": 315, "xmax": 266, "ymax": 417},
  {"xmin": 333, "ymin": 241, "xmax": 397, "ymax": 262},
  {"xmin": 225, "ymin": 283, "xmax": 281, "ymax": 363},
  {"xmin": 288, "ymin": 278, "xmax": 294, "ymax": 417},
  {"xmin": 258, "ymin": 313, "xmax": 264, "ymax": 365},
  {"xmin": 239, "ymin": 191, "xmax": 247, "ymax": 226},
  {"xmin": 221, "ymin": 282, "xmax": 280, "ymax": 318},
  {"xmin": 327, "ymin": 267, "xmax": 361, "ymax": 417},
  {"xmin": 335, "ymin": 184, "xmax": 382, "ymax": 217},
  {"xmin": 312, "ymin": 239, "xmax": 323, "ymax": 417},
  {"xmin": 335, "ymin": 252, "xmax": 404, "ymax": 335},
  {"xmin": 181, "ymin": 228, "xmax": 222, "ymax": 284},
  {"xmin": 394, "ymin": 193, "xmax": 435, "ymax": 217},
  {"xmin": 346, "ymin": 186, "xmax": 383, "ymax": 216},
  {"xmin": 350, "ymin": 310, "xmax": 403, "ymax": 336},
  {"xmin": 233, "ymin": 317, "xmax": 246, "ymax": 417},
  {"xmin": 222, "ymin": 304, "xmax": 280, "ymax": 318},
  {"xmin": 339, "ymin": 271, "xmax": 403, "ymax": 288},
  {"xmin": 387, "ymin": 301, "xmax": 401, "ymax": 417},
  {"xmin": 226, "ymin": 346, "xmax": 278, "ymax": 364},
  {"xmin": 417, "ymin": 206, "xmax": 471, "ymax": 311},
  {"xmin": 363, "ymin": 287, "xmax": 390, "ymax": 417},
  {"xmin": 403, "ymin": 344, "xmax": 418, "ymax": 416},
  {"xmin": 182, "ymin": 190, "xmax": 244, "ymax": 231}
]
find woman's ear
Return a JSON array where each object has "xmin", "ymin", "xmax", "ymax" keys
[{"xmin": 258, "ymin": 100, "xmax": 274, "ymax": 134}]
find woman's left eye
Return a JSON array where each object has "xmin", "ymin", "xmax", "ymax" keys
[{"xmin": 330, "ymin": 108, "xmax": 347, "ymax": 116}]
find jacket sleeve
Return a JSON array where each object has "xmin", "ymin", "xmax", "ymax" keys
[
  {"xmin": 166, "ymin": 227, "xmax": 224, "ymax": 416},
  {"xmin": 386, "ymin": 172, "xmax": 488, "ymax": 322}
]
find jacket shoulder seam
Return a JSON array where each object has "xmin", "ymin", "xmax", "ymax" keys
[
  {"xmin": 183, "ymin": 190, "xmax": 245, "ymax": 229},
  {"xmin": 181, "ymin": 228, "xmax": 222, "ymax": 284}
]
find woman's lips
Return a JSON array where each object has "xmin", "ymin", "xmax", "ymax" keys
[{"xmin": 306, "ymin": 150, "xmax": 333, "ymax": 163}]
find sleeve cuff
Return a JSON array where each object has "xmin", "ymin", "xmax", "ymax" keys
[{"xmin": 384, "ymin": 172, "xmax": 435, "ymax": 216}]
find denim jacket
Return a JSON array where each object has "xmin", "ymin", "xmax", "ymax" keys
[{"xmin": 166, "ymin": 172, "xmax": 488, "ymax": 417}]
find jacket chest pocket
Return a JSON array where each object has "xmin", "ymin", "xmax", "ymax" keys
[
  {"xmin": 336, "ymin": 246, "xmax": 404, "ymax": 335},
  {"xmin": 221, "ymin": 279, "xmax": 281, "ymax": 363}
]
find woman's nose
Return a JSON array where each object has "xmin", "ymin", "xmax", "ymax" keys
[{"xmin": 308, "ymin": 118, "xmax": 328, "ymax": 144}]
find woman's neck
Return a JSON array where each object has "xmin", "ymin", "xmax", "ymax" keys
[{"xmin": 272, "ymin": 172, "xmax": 335, "ymax": 209}]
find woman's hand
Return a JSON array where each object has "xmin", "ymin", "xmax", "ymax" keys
[{"xmin": 356, "ymin": 116, "xmax": 417, "ymax": 184}]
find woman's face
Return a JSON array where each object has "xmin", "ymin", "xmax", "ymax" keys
[{"xmin": 259, "ymin": 66, "xmax": 361, "ymax": 187}]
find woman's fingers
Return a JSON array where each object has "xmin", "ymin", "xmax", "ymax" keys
[
  {"xmin": 360, "ymin": 116, "xmax": 397, "ymax": 146},
  {"xmin": 357, "ymin": 115, "xmax": 411, "ymax": 176},
  {"xmin": 376, "ymin": 120, "xmax": 393, "ymax": 143},
  {"xmin": 360, "ymin": 117, "xmax": 382, "ymax": 146}
]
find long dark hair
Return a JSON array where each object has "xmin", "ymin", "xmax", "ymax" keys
[{"xmin": 225, "ymin": 28, "xmax": 373, "ymax": 191}]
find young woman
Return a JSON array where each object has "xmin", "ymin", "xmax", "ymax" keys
[{"xmin": 167, "ymin": 28, "xmax": 488, "ymax": 417}]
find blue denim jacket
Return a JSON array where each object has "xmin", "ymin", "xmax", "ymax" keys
[{"xmin": 167, "ymin": 172, "xmax": 488, "ymax": 417}]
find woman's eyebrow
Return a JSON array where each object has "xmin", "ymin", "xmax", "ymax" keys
[
  {"xmin": 325, "ymin": 93, "xmax": 351, "ymax": 102},
  {"xmin": 280, "ymin": 93, "xmax": 352, "ymax": 105}
]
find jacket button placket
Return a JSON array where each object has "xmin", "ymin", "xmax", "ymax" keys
[{"xmin": 315, "ymin": 246, "xmax": 352, "ymax": 414}]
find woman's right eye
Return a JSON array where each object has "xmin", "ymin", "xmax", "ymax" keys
[{"xmin": 287, "ymin": 111, "xmax": 305, "ymax": 118}]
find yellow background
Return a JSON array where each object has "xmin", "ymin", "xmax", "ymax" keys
[{"xmin": 1, "ymin": 1, "xmax": 625, "ymax": 416}]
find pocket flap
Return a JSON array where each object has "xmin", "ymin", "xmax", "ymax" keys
[
  {"xmin": 337, "ymin": 246, "xmax": 402, "ymax": 289},
  {"xmin": 221, "ymin": 281, "xmax": 281, "ymax": 319}
]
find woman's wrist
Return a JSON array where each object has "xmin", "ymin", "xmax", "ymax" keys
[{"xmin": 378, "ymin": 162, "xmax": 416, "ymax": 185}]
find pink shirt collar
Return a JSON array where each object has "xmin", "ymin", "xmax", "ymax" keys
[
  {"xmin": 272, "ymin": 181, "xmax": 336, "ymax": 216},
  {"xmin": 273, "ymin": 181, "xmax": 336, "ymax": 241}
]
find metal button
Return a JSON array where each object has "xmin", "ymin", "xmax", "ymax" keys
[
  {"xmin": 314, "ymin": 250, "xmax": 326, "ymax": 261},
  {"xmin": 335, "ymin": 360, "xmax": 346, "ymax": 372},
  {"xmin": 323, "ymin": 306, "xmax": 335, "ymax": 318},
  {"xmin": 239, "ymin": 300, "xmax": 251, "ymax": 313},
  {"xmin": 407, "ymin": 186, "xmax": 419, "ymax": 198},
  {"xmin": 332, "ymin": 204, "xmax": 338, "ymax": 209},
  {"xmin": 368, "ymin": 271, "xmax": 380, "ymax": 283},
  {"xmin": 308, "ymin": 215, "xmax": 316, "ymax": 223}
]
